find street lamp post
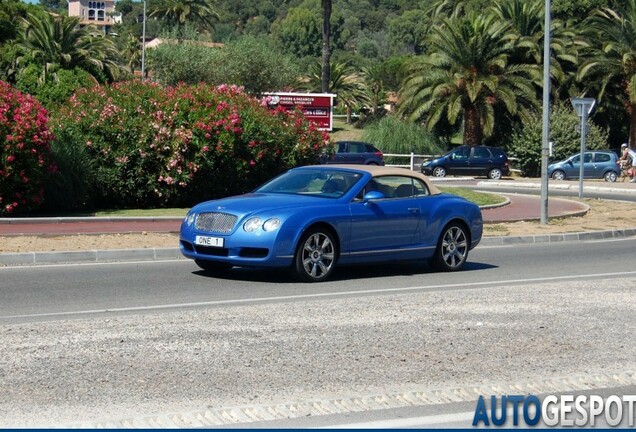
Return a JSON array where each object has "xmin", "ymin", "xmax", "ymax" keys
[
  {"xmin": 540, "ymin": 0, "xmax": 551, "ymax": 225},
  {"xmin": 141, "ymin": 0, "xmax": 146, "ymax": 80},
  {"xmin": 570, "ymin": 97, "xmax": 596, "ymax": 199}
]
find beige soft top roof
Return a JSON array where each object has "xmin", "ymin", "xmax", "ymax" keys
[{"xmin": 304, "ymin": 164, "xmax": 441, "ymax": 195}]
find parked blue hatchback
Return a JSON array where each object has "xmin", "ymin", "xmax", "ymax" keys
[
  {"xmin": 548, "ymin": 150, "xmax": 619, "ymax": 182},
  {"xmin": 180, "ymin": 165, "xmax": 482, "ymax": 282}
]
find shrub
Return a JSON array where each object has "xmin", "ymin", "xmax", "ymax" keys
[
  {"xmin": 50, "ymin": 81, "xmax": 329, "ymax": 210},
  {"xmin": 0, "ymin": 81, "xmax": 56, "ymax": 215},
  {"xmin": 362, "ymin": 115, "xmax": 444, "ymax": 164},
  {"xmin": 508, "ymin": 103, "xmax": 608, "ymax": 177}
]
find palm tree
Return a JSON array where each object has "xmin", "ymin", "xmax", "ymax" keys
[
  {"xmin": 361, "ymin": 64, "xmax": 385, "ymax": 116},
  {"xmin": 300, "ymin": 61, "xmax": 369, "ymax": 124},
  {"xmin": 577, "ymin": 0, "xmax": 636, "ymax": 147},
  {"xmin": 321, "ymin": 0, "xmax": 331, "ymax": 93},
  {"xmin": 17, "ymin": 13, "xmax": 124, "ymax": 84},
  {"xmin": 149, "ymin": 0, "xmax": 218, "ymax": 35},
  {"xmin": 121, "ymin": 33, "xmax": 142, "ymax": 74},
  {"xmin": 398, "ymin": 11, "xmax": 539, "ymax": 145},
  {"xmin": 492, "ymin": 0, "xmax": 585, "ymax": 98}
]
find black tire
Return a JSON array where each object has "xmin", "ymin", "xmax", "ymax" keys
[
  {"xmin": 488, "ymin": 168, "xmax": 503, "ymax": 180},
  {"xmin": 293, "ymin": 229, "xmax": 337, "ymax": 282},
  {"xmin": 604, "ymin": 171, "xmax": 618, "ymax": 182},
  {"xmin": 195, "ymin": 259, "xmax": 232, "ymax": 273},
  {"xmin": 432, "ymin": 166, "xmax": 447, "ymax": 177},
  {"xmin": 430, "ymin": 222, "xmax": 469, "ymax": 272},
  {"xmin": 551, "ymin": 170, "xmax": 566, "ymax": 180}
]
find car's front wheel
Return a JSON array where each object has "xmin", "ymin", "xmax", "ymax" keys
[
  {"xmin": 294, "ymin": 229, "xmax": 337, "ymax": 282},
  {"xmin": 430, "ymin": 223, "xmax": 469, "ymax": 272},
  {"xmin": 604, "ymin": 171, "xmax": 618, "ymax": 182},
  {"xmin": 488, "ymin": 168, "xmax": 503, "ymax": 180},
  {"xmin": 195, "ymin": 259, "xmax": 232, "ymax": 273},
  {"xmin": 551, "ymin": 170, "xmax": 566, "ymax": 180},
  {"xmin": 432, "ymin": 166, "xmax": 447, "ymax": 177}
]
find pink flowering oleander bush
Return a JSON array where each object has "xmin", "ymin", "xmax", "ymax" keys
[
  {"xmin": 50, "ymin": 81, "xmax": 331, "ymax": 209},
  {"xmin": 0, "ymin": 81, "xmax": 56, "ymax": 216}
]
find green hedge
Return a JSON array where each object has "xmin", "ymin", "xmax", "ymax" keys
[{"xmin": 49, "ymin": 81, "xmax": 329, "ymax": 210}]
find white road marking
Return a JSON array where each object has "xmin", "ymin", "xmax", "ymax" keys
[{"xmin": 2, "ymin": 271, "xmax": 636, "ymax": 320}]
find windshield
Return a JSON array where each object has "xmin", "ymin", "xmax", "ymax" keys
[{"xmin": 255, "ymin": 169, "xmax": 363, "ymax": 198}]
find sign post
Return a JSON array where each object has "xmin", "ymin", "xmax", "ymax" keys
[{"xmin": 570, "ymin": 97, "xmax": 596, "ymax": 199}]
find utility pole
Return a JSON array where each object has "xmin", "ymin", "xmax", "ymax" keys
[
  {"xmin": 141, "ymin": 0, "xmax": 146, "ymax": 80},
  {"xmin": 540, "ymin": 0, "xmax": 551, "ymax": 225}
]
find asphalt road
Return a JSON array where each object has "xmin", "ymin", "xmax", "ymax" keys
[
  {"xmin": 1, "ymin": 237, "xmax": 633, "ymax": 323},
  {"xmin": 1, "ymin": 238, "xmax": 635, "ymax": 428}
]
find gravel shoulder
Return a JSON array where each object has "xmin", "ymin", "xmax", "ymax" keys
[
  {"xmin": 1, "ymin": 279, "xmax": 635, "ymax": 427},
  {"xmin": 1, "ymin": 198, "xmax": 635, "ymax": 253}
]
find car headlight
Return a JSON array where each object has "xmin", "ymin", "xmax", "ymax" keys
[
  {"xmin": 243, "ymin": 217, "xmax": 262, "ymax": 232},
  {"xmin": 422, "ymin": 161, "xmax": 431, "ymax": 167},
  {"xmin": 184, "ymin": 211, "xmax": 196, "ymax": 226},
  {"xmin": 263, "ymin": 218, "xmax": 281, "ymax": 232}
]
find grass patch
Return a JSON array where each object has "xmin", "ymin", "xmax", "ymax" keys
[
  {"xmin": 330, "ymin": 118, "xmax": 364, "ymax": 142},
  {"xmin": 439, "ymin": 187, "xmax": 506, "ymax": 207}
]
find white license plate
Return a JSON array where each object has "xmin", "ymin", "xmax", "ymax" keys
[{"xmin": 195, "ymin": 235, "xmax": 224, "ymax": 247}]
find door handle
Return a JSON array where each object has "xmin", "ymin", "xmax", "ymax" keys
[{"xmin": 408, "ymin": 208, "xmax": 420, "ymax": 214}]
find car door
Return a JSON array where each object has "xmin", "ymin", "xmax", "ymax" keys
[
  {"xmin": 590, "ymin": 152, "xmax": 611, "ymax": 178},
  {"xmin": 468, "ymin": 146, "xmax": 492, "ymax": 176},
  {"xmin": 332, "ymin": 142, "xmax": 349, "ymax": 164},
  {"xmin": 347, "ymin": 176, "xmax": 426, "ymax": 254},
  {"xmin": 447, "ymin": 146, "xmax": 471, "ymax": 175}
]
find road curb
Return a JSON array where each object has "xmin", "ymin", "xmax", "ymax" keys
[
  {"xmin": 0, "ymin": 248, "xmax": 184, "ymax": 266},
  {"xmin": 0, "ymin": 216, "xmax": 183, "ymax": 225},
  {"xmin": 478, "ymin": 181, "xmax": 636, "ymax": 194},
  {"xmin": 2, "ymin": 227, "xmax": 636, "ymax": 267},
  {"xmin": 479, "ymin": 227, "xmax": 636, "ymax": 246}
]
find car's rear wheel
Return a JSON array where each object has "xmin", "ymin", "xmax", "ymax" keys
[
  {"xmin": 430, "ymin": 223, "xmax": 469, "ymax": 272},
  {"xmin": 551, "ymin": 170, "xmax": 566, "ymax": 180},
  {"xmin": 604, "ymin": 171, "xmax": 618, "ymax": 182},
  {"xmin": 488, "ymin": 168, "xmax": 503, "ymax": 180},
  {"xmin": 195, "ymin": 259, "xmax": 232, "ymax": 273},
  {"xmin": 294, "ymin": 229, "xmax": 337, "ymax": 282},
  {"xmin": 432, "ymin": 166, "xmax": 447, "ymax": 177}
]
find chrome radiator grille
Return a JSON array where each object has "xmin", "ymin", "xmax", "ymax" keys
[{"xmin": 195, "ymin": 212, "xmax": 237, "ymax": 234}]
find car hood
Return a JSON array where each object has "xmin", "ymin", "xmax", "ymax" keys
[{"xmin": 191, "ymin": 193, "xmax": 337, "ymax": 216}]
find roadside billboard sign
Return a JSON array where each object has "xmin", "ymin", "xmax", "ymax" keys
[{"xmin": 264, "ymin": 92, "xmax": 336, "ymax": 131}]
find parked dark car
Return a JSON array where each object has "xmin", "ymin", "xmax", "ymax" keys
[
  {"xmin": 321, "ymin": 141, "xmax": 385, "ymax": 165},
  {"xmin": 548, "ymin": 150, "xmax": 619, "ymax": 182},
  {"xmin": 420, "ymin": 145, "xmax": 510, "ymax": 179}
]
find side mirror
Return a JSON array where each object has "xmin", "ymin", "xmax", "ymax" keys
[{"xmin": 363, "ymin": 190, "xmax": 385, "ymax": 203}]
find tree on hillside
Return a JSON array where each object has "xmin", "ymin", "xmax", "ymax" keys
[
  {"xmin": 577, "ymin": 0, "xmax": 636, "ymax": 148},
  {"xmin": 398, "ymin": 11, "xmax": 539, "ymax": 145},
  {"xmin": 300, "ymin": 61, "xmax": 369, "ymax": 123},
  {"xmin": 149, "ymin": 0, "xmax": 218, "ymax": 35},
  {"xmin": 16, "ymin": 13, "xmax": 124, "ymax": 84}
]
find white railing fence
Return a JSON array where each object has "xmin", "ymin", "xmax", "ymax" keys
[
  {"xmin": 383, "ymin": 153, "xmax": 438, "ymax": 171},
  {"xmin": 383, "ymin": 153, "xmax": 522, "ymax": 174}
]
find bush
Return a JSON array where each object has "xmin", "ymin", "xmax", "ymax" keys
[
  {"xmin": 362, "ymin": 115, "xmax": 444, "ymax": 164},
  {"xmin": 508, "ymin": 103, "xmax": 608, "ymax": 177},
  {"xmin": 49, "ymin": 81, "xmax": 329, "ymax": 210},
  {"xmin": 148, "ymin": 35, "xmax": 299, "ymax": 94},
  {"xmin": 0, "ymin": 81, "xmax": 56, "ymax": 215}
]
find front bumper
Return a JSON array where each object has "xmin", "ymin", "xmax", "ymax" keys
[{"xmin": 179, "ymin": 224, "xmax": 297, "ymax": 268}]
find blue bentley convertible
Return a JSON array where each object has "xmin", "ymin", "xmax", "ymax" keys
[{"xmin": 180, "ymin": 165, "xmax": 483, "ymax": 282}]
